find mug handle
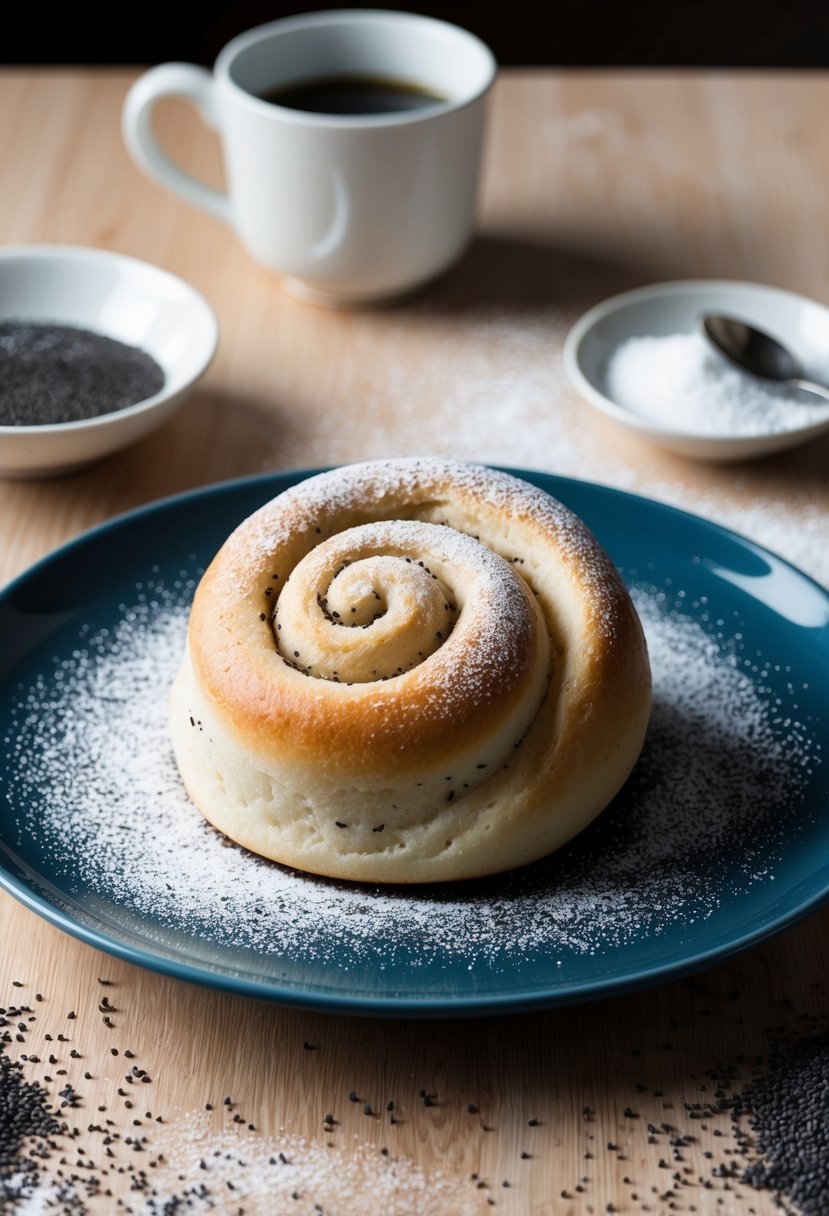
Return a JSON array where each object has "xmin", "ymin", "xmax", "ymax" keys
[{"xmin": 121, "ymin": 64, "xmax": 232, "ymax": 225}]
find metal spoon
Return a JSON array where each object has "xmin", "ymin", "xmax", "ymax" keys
[{"xmin": 700, "ymin": 314, "xmax": 829, "ymax": 402}]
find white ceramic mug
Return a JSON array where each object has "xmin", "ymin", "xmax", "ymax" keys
[{"xmin": 122, "ymin": 10, "xmax": 496, "ymax": 305}]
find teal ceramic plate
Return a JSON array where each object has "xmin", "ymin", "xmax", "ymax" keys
[{"xmin": 1, "ymin": 469, "xmax": 827, "ymax": 1017}]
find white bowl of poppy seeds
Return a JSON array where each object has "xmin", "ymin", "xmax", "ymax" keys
[{"xmin": 0, "ymin": 245, "xmax": 218, "ymax": 477}]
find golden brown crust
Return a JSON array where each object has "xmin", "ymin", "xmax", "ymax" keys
[{"xmin": 169, "ymin": 458, "xmax": 652, "ymax": 882}]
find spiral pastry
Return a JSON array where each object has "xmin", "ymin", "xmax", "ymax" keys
[{"xmin": 169, "ymin": 459, "xmax": 651, "ymax": 883}]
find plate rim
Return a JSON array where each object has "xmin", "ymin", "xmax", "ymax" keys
[
  {"xmin": 1, "ymin": 464, "xmax": 828, "ymax": 1018},
  {"xmin": 3, "ymin": 858, "xmax": 827, "ymax": 1018}
]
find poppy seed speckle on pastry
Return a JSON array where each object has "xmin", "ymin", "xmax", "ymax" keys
[{"xmin": 168, "ymin": 458, "xmax": 652, "ymax": 882}]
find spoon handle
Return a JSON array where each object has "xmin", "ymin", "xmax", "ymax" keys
[{"xmin": 792, "ymin": 377, "xmax": 829, "ymax": 402}]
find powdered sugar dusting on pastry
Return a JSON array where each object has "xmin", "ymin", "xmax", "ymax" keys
[{"xmin": 234, "ymin": 459, "xmax": 623, "ymax": 636}]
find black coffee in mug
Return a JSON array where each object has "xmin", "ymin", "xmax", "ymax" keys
[
  {"xmin": 122, "ymin": 10, "xmax": 496, "ymax": 301},
  {"xmin": 259, "ymin": 74, "xmax": 448, "ymax": 116}
]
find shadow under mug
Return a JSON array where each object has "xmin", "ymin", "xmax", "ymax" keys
[{"xmin": 122, "ymin": 10, "xmax": 497, "ymax": 305}]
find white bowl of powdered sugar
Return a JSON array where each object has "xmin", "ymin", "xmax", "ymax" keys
[{"xmin": 564, "ymin": 279, "xmax": 829, "ymax": 461}]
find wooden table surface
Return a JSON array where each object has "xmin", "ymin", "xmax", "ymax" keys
[{"xmin": 1, "ymin": 68, "xmax": 828, "ymax": 1215}]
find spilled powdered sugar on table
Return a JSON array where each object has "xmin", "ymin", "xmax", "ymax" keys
[
  {"xmin": 3, "ymin": 563, "xmax": 821, "ymax": 984},
  {"xmin": 272, "ymin": 302, "xmax": 829, "ymax": 594}
]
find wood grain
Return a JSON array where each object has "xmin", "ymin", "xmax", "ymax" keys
[{"xmin": 0, "ymin": 68, "xmax": 827, "ymax": 1214}]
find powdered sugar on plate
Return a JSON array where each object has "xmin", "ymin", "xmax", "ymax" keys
[{"xmin": 2, "ymin": 559, "xmax": 822, "ymax": 993}]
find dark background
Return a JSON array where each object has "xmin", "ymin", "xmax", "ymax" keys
[{"xmin": 2, "ymin": 0, "xmax": 829, "ymax": 67}]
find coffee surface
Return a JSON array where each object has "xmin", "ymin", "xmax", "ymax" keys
[{"xmin": 259, "ymin": 74, "xmax": 447, "ymax": 116}]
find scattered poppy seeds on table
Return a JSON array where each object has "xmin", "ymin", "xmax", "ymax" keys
[
  {"xmin": 0, "ymin": 974, "xmax": 828, "ymax": 1212},
  {"xmin": 731, "ymin": 1030, "xmax": 829, "ymax": 1214}
]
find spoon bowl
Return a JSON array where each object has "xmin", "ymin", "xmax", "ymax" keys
[{"xmin": 701, "ymin": 314, "xmax": 829, "ymax": 402}]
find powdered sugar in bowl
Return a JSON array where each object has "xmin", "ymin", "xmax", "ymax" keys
[{"xmin": 564, "ymin": 280, "xmax": 829, "ymax": 461}]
